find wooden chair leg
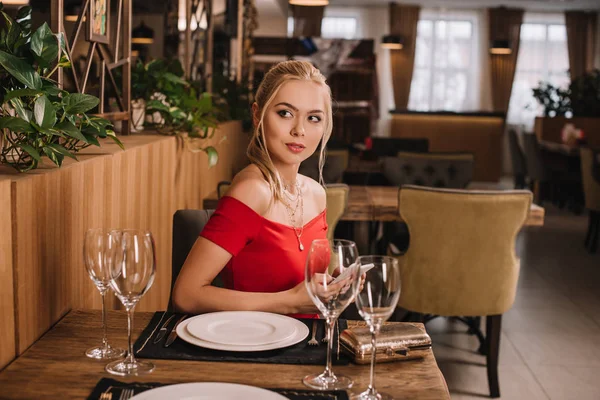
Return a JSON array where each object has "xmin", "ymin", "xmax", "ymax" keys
[{"xmin": 486, "ymin": 315, "xmax": 502, "ymax": 398}]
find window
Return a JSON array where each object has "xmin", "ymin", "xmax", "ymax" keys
[
  {"xmin": 408, "ymin": 18, "xmax": 476, "ymax": 111},
  {"xmin": 287, "ymin": 16, "xmax": 358, "ymax": 39},
  {"xmin": 507, "ymin": 16, "xmax": 569, "ymax": 130}
]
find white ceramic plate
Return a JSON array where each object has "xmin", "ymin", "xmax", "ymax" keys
[
  {"xmin": 177, "ymin": 315, "xmax": 309, "ymax": 352},
  {"xmin": 186, "ymin": 311, "xmax": 297, "ymax": 346},
  {"xmin": 130, "ymin": 382, "xmax": 288, "ymax": 400}
]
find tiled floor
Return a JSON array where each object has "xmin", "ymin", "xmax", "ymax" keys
[{"xmin": 429, "ymin": 204, "xmax": 600, "ymax": 399}]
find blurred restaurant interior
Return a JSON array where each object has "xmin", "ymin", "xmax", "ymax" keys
[{"xmin": 0, "ymin": 0, "xmax": 599, "ymax": 399}]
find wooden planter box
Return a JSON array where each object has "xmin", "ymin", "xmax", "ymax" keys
[{"xmin": 534, "ymin": 116, "xmax": 600, "ymax": 148}]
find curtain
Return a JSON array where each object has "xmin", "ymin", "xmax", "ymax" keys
[
  {"xmin": 389, "ymin": 3, "xmax": 420, "ymax": 111},
  {"xmin": 291, "ymin": 5, "xmax": 325, "ymax": 37},
  {"xmin": 565, "ymin": 11, "xmax": 598, "ymax": 81},
  {"xmin": 488, "ymin": 7, "xmax": 524, "ymax": 113}
]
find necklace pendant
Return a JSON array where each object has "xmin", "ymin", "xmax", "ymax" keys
[{"xmin": 299, "ymin": 242, "xmax": 304, "ymax": 251}]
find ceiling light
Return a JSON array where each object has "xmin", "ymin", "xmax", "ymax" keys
[
  {"xmin": 381, "ymin": 35, "xmax": 404, "ymax": 50},
  {"xmin": 490, "ymin": 39, "xmax": 512, "ymax": 55},
  {"xmin": 289, "ymin": 0, "xmax": 329, "ymax": 5}
]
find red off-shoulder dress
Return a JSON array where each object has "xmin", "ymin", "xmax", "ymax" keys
[{"xmin": 200, "ymin": 196, "xmax": 328, "ymax": 318}]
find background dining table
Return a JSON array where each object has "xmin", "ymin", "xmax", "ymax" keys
[
  {"xmin": 0, "ymin": 310, "xmax": 451, "ymax": 400},
  {"xmin": 204, "ymin": 185, "xmax": 545, "ymax": 226}
]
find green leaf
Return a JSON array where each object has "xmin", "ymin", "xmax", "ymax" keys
[
  {"xmin": 55, "ymin": 120, "xmax": 88, "ymax": 142},
  {"xmin": 0, "ymin": 116, "xmax": 34, "ymax": 132},
  {"xmin": 5, "ymin": 12, "xmax": 21, "ymax": 51},
  {"xmin": 4, "ymin": 88, "xmax": 42, "ymax": 102},
  {"xmin": 42, "ymin": 146, "xmax": 63, "ymax": 166},
  {"xmin": 31, "ymin": 23, "xmax": 58, "ymax": 68},
  {"xmin": 82, "ymin": 133, "xmax": 100, "ymax": 146},
  {"xmin": 107, "ymin": 131, "xmax": 125, "ymax": 150},
  {"xmin": 146, "ymin": 99, "xmax": 170, "ymax": 112},
  {"xmin": 46, "ymin": 143, "xmax": 77, "ymax": 160},
  {"xmin": 204, "ymin": 146, "xmax": 218, "ymax": 168},
  {"xmin": 163, "ymin": 72, "xmax": 189, "ymax": 87},
  {"xmin": 169, "ymin": 106, "xmax": 186, "ymax": 120},
  {"xmin": 34, "ymin": 95, "xmax": 57, "ymax": 128},
  {"xmin": 18, "ymin": 143, "xmax": 40, "ymax": 161},
  {"xmin": 63, "ymin": 93, "xmax": 99, "ymax": 114},
  {"xmin": 0, "ymin": 50, "xmax": 42, "ymax": 89},
  {"xmin": 10, "ymin": 98, "xmax": 31, "ymax": 122}
]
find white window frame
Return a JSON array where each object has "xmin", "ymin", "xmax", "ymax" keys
[
  {"xmin": 409, "ymin": 10, "xmax": 480, "ymax": 112},
  {"xmin": 507, "ymin": 13, "xmax": 569, "ymax": 129}
]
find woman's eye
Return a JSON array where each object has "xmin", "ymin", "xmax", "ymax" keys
[
  {"xmin": 278, "ymin": 110, "xmax": 292, "ymax": 118},
  {"xmin": 309, "ymin": 115, "xmax": 322, "ymax": 123}
]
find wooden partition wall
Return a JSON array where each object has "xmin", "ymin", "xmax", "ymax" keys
[
  {"xmin": 390, "ymin": 112, "xmax": 506, "ymax": 182},
  {"xmin": 0, "ymin": 122, "xmax": 247, "ymax": 369}
]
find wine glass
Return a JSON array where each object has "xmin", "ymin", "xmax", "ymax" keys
[
  {"xmin": 83, "ymin": 229, "xmax": 125, "ymax": 360},
  {"xmin": 351, "ymin": 256, "xmax": 401, "ymax": 400},
  {"xmin": 303, "ymin": 238, "xmax": 360, "ymax": 390},
  {"xmin": 104, "ymin": 229, "xmax": 156, "ymax": 376}
]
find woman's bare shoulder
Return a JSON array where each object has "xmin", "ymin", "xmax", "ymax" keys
[
  {"xmin": 300, "ymin": 175, "xmax": 327, "ymax": 211},
  {"xmin": 227, "ymin": 165, "xmax": 271, "ymax": 215}
]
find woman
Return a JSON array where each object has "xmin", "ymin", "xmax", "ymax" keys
[{"xmin": 172, "ymin": 60, "xmax": 333, "ymax": 317}]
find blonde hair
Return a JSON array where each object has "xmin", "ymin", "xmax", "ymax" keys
[{"xmin": 247, "ymin": 60, "xmax": 333, "ymax": 204}]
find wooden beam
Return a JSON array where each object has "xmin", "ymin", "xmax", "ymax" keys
[
  {"xmin": 81, "ymin": 42, "xmax": 97, "ymax": 93},
  {"xmin": 122, "ymin": 0, "xmax": 132, "ymax": 135},
  {"xmin": 236, "ymin": 0, "xmax": 243, "ymax": 83},
  {"xmin": 50, "ymin": 0, "xmax": 64, "ymax": 88},
  {"xmin": 185, "ymin": 0, "xmax": 193, "ymax": 79}
]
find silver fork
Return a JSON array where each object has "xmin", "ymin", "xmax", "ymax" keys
[
  {"xmin": 308, "ymin": 320, "xmax": 319, "ymax": 345},
  {"xmin": 119, "ymin": 388, "xmax": 134, "ymax": 400}
]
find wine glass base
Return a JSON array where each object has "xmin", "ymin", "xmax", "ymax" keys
[
  {"xmin": 351, "ymin": 390, "xmax": 394, "ymax": 400},
  {"xmin": 303, "ymin": 372, "xmax": 354, "ymax": 390},
  {"xmin": 105, "ymin": 359, "xmax": 155, "ymax": 376},
  {"xmin": 85, "ymin": 345, "xmax": 125, "ymax": 360}
]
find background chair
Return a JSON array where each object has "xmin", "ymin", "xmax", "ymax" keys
[
  {"xmin": 217, "ymin": 181, "xmax": 232, "ymax": 199},
  {"xmin": 398, "ymin": 185, "xmax": 532, "ymax": 398},
  {"xmin": 371, "ymin": 137, "xmax": 429, "ymax": 157},
  {"xmin": 381, "ymin": 152, "xmax": 474, "ymax": 255},
  {"xmin": 508, "ymin": 129, "xmax": 528, "ymax": 189},
  {"xmin": 299, "ymin": 149, "xmax": 349, "ymax": 183},
  {"xmin": 382, "ymin": 152, "xmax": 474, "ymax": 189},
  {"xmin": 169, "ymin": 209, "xmax": 216, "ymax": 310},
  {"xmin": 324, "ymin": 184, "xmax": 349, "ymax": 242},
  {"xmin": 522, "ymin": 134, "xmax": 552, "ymax": 204},
  {"xmin": 580, "ymin": 147, "xmax": 600, "ymax": 253}
]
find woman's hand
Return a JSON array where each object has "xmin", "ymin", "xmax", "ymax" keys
[{"xmin": 286, "ymin": 280, "xmax": 320, "ymax": 315}]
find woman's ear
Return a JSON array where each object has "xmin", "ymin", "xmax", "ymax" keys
[{"xmin": 252, "ymin": 102, "xmax": 260, "ymax": 128}]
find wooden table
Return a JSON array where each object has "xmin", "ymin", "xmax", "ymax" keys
[
  {"xmin": 0, "ymin": 310, "xmax": 450, "ymax": 399},
  {"xmin": 204, "ymin": 186, "xmax": 545, "ymax": 227}
]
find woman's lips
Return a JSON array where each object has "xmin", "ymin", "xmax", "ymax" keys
[{"xmin": 286, "ymin": 143, "xmax": 305, "ymax": 153}]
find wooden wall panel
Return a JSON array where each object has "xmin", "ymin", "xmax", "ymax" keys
[
  {"xmin": 0, "ymin": 122, "xmax": 247, "ymax": 355},
  {"xmin": 0, "ymin": 178, "xmax": 15, "ymax": 370}
]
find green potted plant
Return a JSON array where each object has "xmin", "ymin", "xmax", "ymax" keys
[
  {"xmin": 533, "ymin": 70, "xmax": 600, "ymax": 147},
  {"xmin": 131, "ymin": 59, "xmax": 221, "ymax": 167},
  {"xmin": 0, "ymin": 4, "xmax": 122, "ymax": 172}
]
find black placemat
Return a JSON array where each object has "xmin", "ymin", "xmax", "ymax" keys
[
  {"xmin": 88, "ymin": 378, "xmax": 349, "ymax": 400},
  {"xmin": 134, "ymin": 312, "xmax": 350, "ymax": 365}
]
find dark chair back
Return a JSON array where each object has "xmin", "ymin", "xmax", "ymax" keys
[
  {"xmin": 508, "ymin": 129, "xmax": 528, "ymax": 188},
  {"xmin": 382, "ymin": 152, "xmax": 474, "ymax": 189},
  {"xmin": 170, "ymin": 209, "xmax": 215, "ymax": 310},
  {"xmin": 299, "ymin": 150, "xmax": 349, "ymax": 183},
  {"xmin": 522, "ymin": 134, "xmax": 548, "ymax": 181},
  {"xmin": 371, "ymin": 138, "xmax": 429, "ymax": 157}
]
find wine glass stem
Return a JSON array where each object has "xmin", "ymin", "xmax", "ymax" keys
[
  {"xmin": 367, "ymin": 328, "xmax": 379, "ymax": 395},
  {"xmin": 323, "ymin": 318, "xmax": 335, "ymax": 378},
  {"xmin": 126, "ymin": 306, "xmax": 135, "ymax": 364},
  {"xmin": 100, "ymin": 290, "xmax": 108, "ymax": 350}
]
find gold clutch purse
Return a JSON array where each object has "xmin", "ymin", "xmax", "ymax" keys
[{"xmin": 340, "ymin": 322, "xmax": 432, "ymax": 364}]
